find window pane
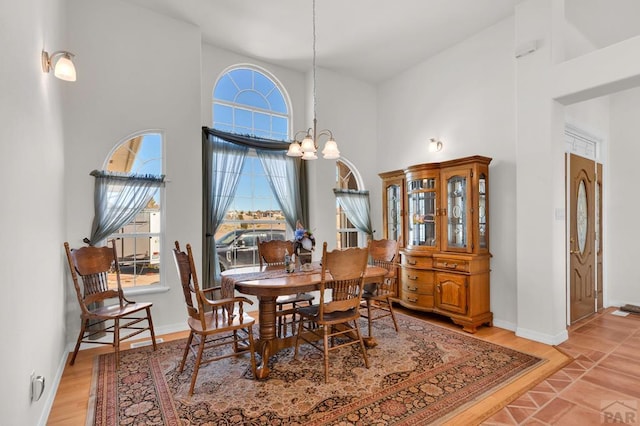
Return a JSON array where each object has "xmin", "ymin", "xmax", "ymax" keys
[
  {"xmin": 235, "ymin": 108, "xmax": 252, "ymax": 128},
  {"xmin": 236, "ymin": 91, "xmax": 268, "ymax": 109},
  {"xmin": 267, "ymin": 91, "xmax": 287, "ymax": 114},
  {"xmin": 272, "ymin": 116, "xmax": 288, "ymax": 136},
  {"xmin": 229, "ymin": 68, "xmax": 253, "ymax": 91},
  {"xmin": 213, "ymin": 74, "xmax": 238, "ymax": 101},
  {"xmin": 111, "ymin": 212, "xmax": 161, "ymax": 289},
  {"xmin": 254, "ymin": 112, "xmax": 270, "ymax": 133},
  {"xmin": 214, "ymin": 104, "xmax": 233, "ymax": 126},
  {"xmin": 254, "ymin": 72, "xmax": 275, "ymax": 96}
]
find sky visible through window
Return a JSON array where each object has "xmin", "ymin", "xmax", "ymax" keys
[{"xmin": 213, "ymin": 67, "xmax": 289, "ymax": 212}]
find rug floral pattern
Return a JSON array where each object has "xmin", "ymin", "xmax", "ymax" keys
[{"xmin": 89, "ymin": 314, "xmax": 543, "ymax": 425}]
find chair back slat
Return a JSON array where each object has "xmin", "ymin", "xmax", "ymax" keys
[
  {"xmin": 368, "ymin": 238, "xmax": 400, "ymax": 295},
  {"xmin": 257, "ymin": 238, "xmax": 295, "ymax": 267},
  {"xmin": 319, "ymin": 242, "xmax": 370, "ymax": 317},
  {"xmin": 369, "ymin": 238, "xmax": 398, "ymax": 263},
  {"xmin": 64, "ymin": 241, "xmax": 124, "ymax": 311},
  {"xmin": 172, "ymin": 241, "xmax": 204, "ymax": 323},
  {"xmin": 80, "ymin": 271, "xmax": 112, "ymax": 296}
]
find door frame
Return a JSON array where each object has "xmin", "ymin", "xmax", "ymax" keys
[{"xmin": 564, "ymin": 124, "xmax": 604, "ymax": 326}]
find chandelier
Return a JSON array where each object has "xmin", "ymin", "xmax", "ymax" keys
[{"xmin": 287, "ymin": 0, "xmax": 340, "ymax": 160}]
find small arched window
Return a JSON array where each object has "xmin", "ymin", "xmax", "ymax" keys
[
  {"xmin": 104, "ymin": 131, "xmax": 163, "ymax": 288},
  {"xmin": 336, "ymin": 159, "xmax": 365, "ymax": 248}
]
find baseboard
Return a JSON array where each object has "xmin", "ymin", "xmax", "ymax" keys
[{"xmin": 515, "ymin": 326, "xmax": 568, "ymax": 346}]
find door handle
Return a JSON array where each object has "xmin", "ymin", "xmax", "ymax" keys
[{"xmin": 569, "ymin": 237, "xmax": 579, "ymax": 255}]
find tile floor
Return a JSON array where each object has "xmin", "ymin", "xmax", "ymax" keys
[{"xmin": 483, "ymin": 307, "xmax": 640, "ymax": 425}]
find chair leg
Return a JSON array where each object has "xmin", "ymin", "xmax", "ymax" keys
[
  {"xmin": 114, "ymin": 318, "xmax": 120, "ymax": 369},
  {"xmin": 247, "ymin": 327, "xmax": 257, "ymax": 378},
  {"xmin": 366, "ymin": 299, "xmax": 374, "ymax": 338},
  {"xmin": 293, "ymin": 315, "xmax": 305, "ymax": 360},
  {"xmin": 387, "ymin": 297, "xmax": 399, "ymax": 332},
  {"xmin": 277, "ymin": 304, "xmax": 284, "ymax": 337},
  {"xmin": 189, "ymin": 336, "xmax": 206, "ymax": 396},
  {"xmin": 69, "ymin": 319, "xmax": 88, "ymax": 365},
  {"xmin": 179, "ymin": 332, "xmax": 194, "ymax": 373},
  {"xmin": 323, "ymin": 325, "xmax": 330, "ymax": 383},
  {"xmin": 146, "ymin": 307, "xmax": 158, "ymax": 350},
  {"xmin": 354, "ymin": 320, "xmax": 369, "ymax": 369}
]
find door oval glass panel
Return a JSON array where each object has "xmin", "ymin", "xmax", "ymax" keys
[{"xmin": 577, "ymin": 180, "xmax": 588, "ymax": 254}]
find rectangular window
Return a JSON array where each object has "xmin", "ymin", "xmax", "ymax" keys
[{"xmin": 111, "ymin": 209, "xmax": 161, "ymax": 289}]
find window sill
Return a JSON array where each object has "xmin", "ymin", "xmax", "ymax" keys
[{"xmin": 123, "ymin": 284, "xmax": 170, "ymax": 298}]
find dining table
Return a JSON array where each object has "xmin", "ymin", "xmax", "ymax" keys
[{"xmin": 221, "ymin": 262, "xmax": 387, "ymax": 379}]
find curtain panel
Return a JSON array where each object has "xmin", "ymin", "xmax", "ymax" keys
[
  {"xmin": 333, "ymin": 188, "xmax": 374, "ymax": 238},
  {"xmin": 202, "ymin": 127, "xmax": 309, "ymax": 287},
  {"xmin": 85, "ymin": 170, "xmax": 165, "ymax": 246}
]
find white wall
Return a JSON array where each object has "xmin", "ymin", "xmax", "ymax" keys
[
  {"xmin": 308, "ymin": 67, "xmax": 379, "ymax": 248},
  {"xmin": 0, "ymin": 0, "xmax": 68, "ymax": 423},
  {"xmin": 64, "ymin": 0, "xmax": 202, "ymax": 340},
  {"xmin": 378, "ymin": 18, "xmax": 519, "ymax": 329},
  {"xmin": 608, "ymin": 87, "xmax": 640, "ymax": 307}
]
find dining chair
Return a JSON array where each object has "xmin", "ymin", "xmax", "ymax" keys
[
  {"xmin": 172, "ymin": 241, "xmax": 257, "ymax": 395},
  {"xmin": 293, "ymin": 242, "xmax": 370, "ymax": 383},
  {"xmin": 64, "ymin": 240, "xmax": 157, "ymax": 369},
  {"xmin": 257, "ymin": 238, "xmax": 314, "ymax": 337},
  {"xmin": 360, "ymin": 237, "xmax": 400, "ymax": 338}
]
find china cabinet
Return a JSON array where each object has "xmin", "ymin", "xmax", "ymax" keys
[{"xmin": 382, "ymin": 155, "xmax": 492, "ymax": 333}]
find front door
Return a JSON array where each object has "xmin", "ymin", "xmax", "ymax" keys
[{"xmin": 569, "ymin": 153, "xmax": 597, "ymax": 323}]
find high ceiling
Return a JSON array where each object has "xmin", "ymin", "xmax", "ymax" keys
[{"xmin": 121, "ymin": 0, "xmax": 640, "ymax": 84}]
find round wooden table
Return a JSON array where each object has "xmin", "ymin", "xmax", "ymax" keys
[{"xmin": 222, "ymin": 263, "xmax": 387, "ymax": 379}]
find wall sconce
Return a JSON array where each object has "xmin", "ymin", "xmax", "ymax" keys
[
  {"xmin": 428, "ymin": 138, "xmax": 443, "ymax": 152},
  {"xmin": 41, "ymin": 50, "xmax": 77, "ymax": 81}
]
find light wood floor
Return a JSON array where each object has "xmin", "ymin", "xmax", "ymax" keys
[{"xmin": 47, "ymin": 307, "xmax": 584, "ymax": 425}]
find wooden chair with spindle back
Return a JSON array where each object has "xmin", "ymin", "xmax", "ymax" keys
[
  {"xmin": 257, "ymin": 238, "xmax": 315, "ymax": 337},
  {"xmin": 293, "ymin": 242, "xmax": 371, "ymax": 383},
  {"xmin": 172, "ymin": 241, "xmax": 257, "ymax": 395},
  {"xmin": 360, "ymin": 237, "xmax": 400, "ymax": 339},
  {"xmin": 64, "ymin": 239, "xmax": 157, "ymax": 369}
]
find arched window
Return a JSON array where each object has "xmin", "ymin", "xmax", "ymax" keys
[
  {"xmin": 336, "ymin": 159, "xmax": 366, "ymax": 248},
  {"xmin": 104, "ymin": 131, "xmax": 163, "ymax": 288},
  {"xmin": 212, "ymin": 66, "xmax": 292, "ymax": 271}
]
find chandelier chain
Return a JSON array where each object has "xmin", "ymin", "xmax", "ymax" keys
[{"xmin": 312, "ymin": 0, "xmax": 317, "ymax": 124}]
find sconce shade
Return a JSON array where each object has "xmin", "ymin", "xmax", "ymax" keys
[
  {"xmin": 54, "ymin": 54, "xmax": 76, "ymax": 81},
  {"xmin": 428, "ymin": 138, "xmax": 443, "ymax": 152},
  {"xmin": 42, "ymin": 50, "xmax": 77, "ymax": 82}
]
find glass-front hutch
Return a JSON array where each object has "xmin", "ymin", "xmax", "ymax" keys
[{"xmin": 381, "ymin": 156, "xmax": 492, "ymax": 333}]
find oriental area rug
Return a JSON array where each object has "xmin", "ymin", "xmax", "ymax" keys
[{"xmin": 87, "ymin": 313, "xmax": 544, "ymax": 425}]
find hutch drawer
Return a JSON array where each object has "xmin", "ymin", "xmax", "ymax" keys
[
  {"xmin": 433, "ymin": 257, "xmax": 470, "ymax": 273},
  {"xmin": 402, "ymin": 254, "xmax": 432, "ymax": 269}
]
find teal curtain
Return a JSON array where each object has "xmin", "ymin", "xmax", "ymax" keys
[
  {"xmin": 202, "ymin": 127, "xmax": 310, "ymax": 286},
  {"xmin": 333, "ymin": 188, "xmax": 374, "ymax": 237},
  {"xmin": 202, "ymin": 131, "xmax": 248, "ymax": 288},
  {"xmin": 257, "ymin": 150, "xmax": 305, "ymax": 231},
  {"xmin": 85, "ymin": 170, "xmax": 164, "ymax": 246}
]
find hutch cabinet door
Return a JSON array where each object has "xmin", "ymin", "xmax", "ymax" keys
[
  {"xmin": 406, "ymin": 171, "xmax": 439, "ymax": 251},
  {"xmin": 380, "ymin": 170, "xmax": 405, "ymax": 247},
  {"xmin": 440, "ymin": 167, "xmax": 473, "ymax": 253},
  {"xmin": 435, "ymin": 272, "xmax": 468, "ymax": 314}
]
